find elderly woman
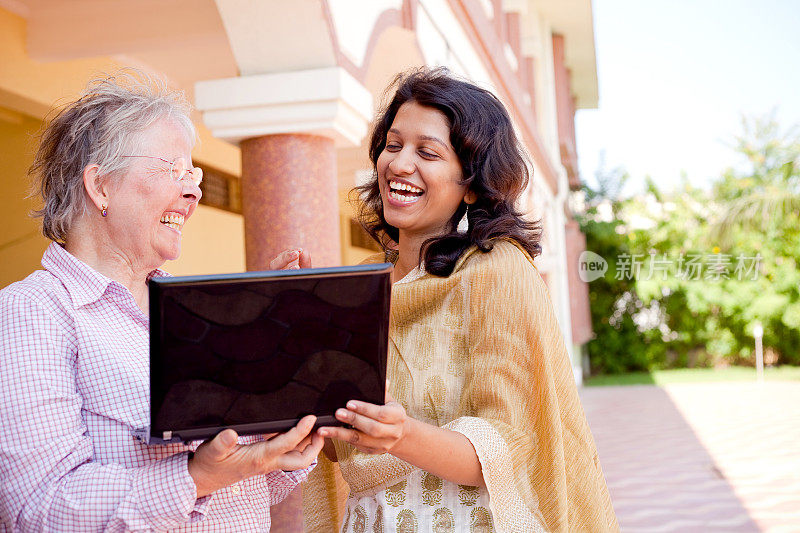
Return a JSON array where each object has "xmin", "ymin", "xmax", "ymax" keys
[{"xmin": 0, "ymin": 73, "xmax": 323, "ymax": 531}]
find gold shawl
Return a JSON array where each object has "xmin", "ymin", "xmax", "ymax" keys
[{"xmin": 303, "ymin": 240, "xmax": 618, "ymax": 532}]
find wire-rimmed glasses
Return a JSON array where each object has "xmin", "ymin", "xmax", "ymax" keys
[{"xmin": 121, "ymin": 155, "xmax": 203, "ymax": 187}]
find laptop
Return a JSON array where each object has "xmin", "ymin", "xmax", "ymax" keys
[{"xmin": 138, "ymin": 263, "xmax": 392, "ymax": 445}]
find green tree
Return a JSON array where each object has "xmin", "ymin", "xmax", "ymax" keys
[
  {"xmin": 712, "ymin": 115, "xmax": 800, "ymax": 244},
  {"xmin": 578, "ymin": 159, "xmax": 661, "ymax": 374},
  {"xmin": 579, "ymin": 116, "xmax": 800, "ymax": 374}
]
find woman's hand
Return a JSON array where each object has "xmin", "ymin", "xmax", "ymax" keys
[
  {"xmin": 269, "ymin": 247, "xmax": 312, "ymax": 270},
  {"xmin": 317, "ymin": 392, "xmax": 409, "ymax": 455},
  {"xmin": 318, "ymin": 392, "xmax": 486, "ymax": 487},
  {"xmin": 188, "ymin": 415, "xmax": 323, "ymax": 498}
]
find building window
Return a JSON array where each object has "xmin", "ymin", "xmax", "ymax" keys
[{"xmin": 198, "ymin": 165, "xmax": 241, "ymax": 214}]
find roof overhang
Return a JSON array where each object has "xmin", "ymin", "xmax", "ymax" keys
[{"xmin": 535, "ymin": 0, "xmax": 598, "ymax": 109}]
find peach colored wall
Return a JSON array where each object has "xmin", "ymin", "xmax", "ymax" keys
[
  {"xmin": 0, "ymin": 102, "xmax": 370, "ymax": 288},
  {"xmin": 0, "ymin": 9, "xmax": 120, "ymax": 119},
  {"xmin": 0, "ymin": 7, "xmax": 246, "ymax": 282},
  {"xmin": 552, "ymin": 33, "xmax": 580, "ymax": 188},
  {"xmin": 0, "ymin": 108, "xmax": 49, "ymax": 290},
  {"xmin": 565, "ymin": 219, "xmax": 593, "ymax": 345},
  {"xmin": 163, "ymin": 205, "xmax": 246, "ymax": 275},
  {"xmin": 0, "ymin": 106, "xmax": 247, "ymax": 286}
]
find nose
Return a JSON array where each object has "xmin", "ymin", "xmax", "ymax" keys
[
  {"xmin": 181, "ymin": 178, "xmax": 202, "ymax": 203},
  {"xmin": 387, "ymin": 147, "xmax": 415, "ymax": 176}
]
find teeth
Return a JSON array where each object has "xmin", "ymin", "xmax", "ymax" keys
[
  {"xmin": 160, "ymin": 212, "xmax": 185, "ymax": 227},
  {"xmin": 161, "ymin": 221, "xmax": 182, "ymax": 231},
  {"xmin": 389, "ymin": 180, "xmax": 423, "ymax": 194},
  {"xmin": 389, "ymin": 190, "xmax": 419, "ymax": 203}
]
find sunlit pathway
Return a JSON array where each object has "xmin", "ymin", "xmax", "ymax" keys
[{"xmin": 580, "ymin": 382, "xmax": 800, "ymax": 532}]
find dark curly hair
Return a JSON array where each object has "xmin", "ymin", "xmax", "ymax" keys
[{"xmin": 356, "ymin": 67, "xmax": 542, "ymax": 276}]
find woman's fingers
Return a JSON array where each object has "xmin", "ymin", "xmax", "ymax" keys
[
  {"xmin": 273, "ymin": 415, "xmax": 316, "ymax": 449},
  {"xmin": 317, "ymin": 425, "xmax": 382, "ymax": 454},
  {"xmin": 304, "ymin": 432, "xmax": 324, "ymax": 456},
  {"xmin": 269, "ymin": 247, "xmax": 312, "ymax": 270},
  {"xmin": 245, "ymin": 416, "xmax": 316, "ymax": 474},
  {"xmin": 292, "ymin": 433, "xmax": 315, "ymax": 453},
  {"xmin": 318, "ymin": 425, "xmax": 362, "ymax": 446},
  {"xmin": 187, "ymin": 430, "xmax": 242, "ymax": 497},
  {"xmin": 345, "ymin": 400, "xmax": 405, "ymax": 424},
  {"xmin": 343, "ymin": 400, "xmax": 382, "ymax": 420},
  {"xmin": 197, "ymin": 429, "xmax": 239, "ymax": 462},
  {"xmin": 336, "ymin": 407, "xmax": 383, "ymax": 437},
  {"xmin": 189, "ymin": 420, "xmax": 321, "ymax": 496},
  {"xmin": 319, "ymin": 399, "xmax": 406, "ymax": 455},
  {"xmin": 275, "ymin": 432, "xmax": 325, "ymax": 470},
  {"xmin": 319, "ymin": 398, "xmax": 408, "ymax": 443},
  {"xmin": 384, "ymin": 379, "xmax": 393, "ymax": 404},
  {"xmin": 269, "ymin": 248, "xmax": 301, "ymax": 270},
  {"xmin": 298, "ymin": 249, "xmax": 312, "ymax": 269},
  {"xmin": 316, "ymin": 425, "xmax": 346, "ymax": 441}
]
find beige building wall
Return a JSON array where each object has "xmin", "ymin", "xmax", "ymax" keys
[
  {"xmin": 0, "ymin": 108, "xmax": 49, "ymax": 288},
  {"xmin": 0, "ymin": 4, "xmax": 381, "ymax": 289},
  {"xmin": 162, "ymin": 205, "xmax": 246, "ymax": 275},
  {"xmin": 1, "ymin": 3, "xmax": 598, "ymax": 368}
]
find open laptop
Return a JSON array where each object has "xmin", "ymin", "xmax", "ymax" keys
[{"xmin": 138, "ymin": 263, "xmax": 392, "ymax": 445}]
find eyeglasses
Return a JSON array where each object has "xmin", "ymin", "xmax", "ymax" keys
[{"xmin": 121, "ymin": 155, "xmax": 203, "ymax": 187}]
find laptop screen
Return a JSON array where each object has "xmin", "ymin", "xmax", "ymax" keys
[{"xmin": 148, "ymin": 264, "xmax": 391, "ymax": 443}]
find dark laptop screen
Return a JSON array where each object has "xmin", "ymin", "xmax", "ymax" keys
[{"xmin": 149, "ymin": 264, "xmax": 391, "ymax": 442}]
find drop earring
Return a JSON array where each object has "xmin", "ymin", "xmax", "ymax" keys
[
  {"xmin": 457, "ymin": 205, "xmax": 469, "ymax": 233},
  {"xmin": 101, "ymin": 204, "xmax": 108, "ymax": 217}
]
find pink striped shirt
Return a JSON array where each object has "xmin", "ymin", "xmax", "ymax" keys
[{"xmin": 0, "ymin": 242, "xmax": 311, "ymax": 532}]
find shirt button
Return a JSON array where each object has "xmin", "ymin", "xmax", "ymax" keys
[{"xmin": 231, "ymin": 484, "xmax": 241, "ymax": 495}]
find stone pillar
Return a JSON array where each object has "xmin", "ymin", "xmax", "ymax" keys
[
  {"xmin": 241, "ymin": 133, "xmax": 339, "ymax": 268},
  {"xmin": 196, "ymin": 66, "xmax": 373, "ymax": 268},
  {"xmin": 195, "ymin": 67, "xmax": 372, "ymax": 530}
]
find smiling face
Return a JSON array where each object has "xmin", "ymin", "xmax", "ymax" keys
[
  {"xmin": 102, "ymin": 118, "xmax": 201, "ymax": 270},
  {"xmin": 377, "ymin": 101, "xmax": 471, "ymax": 243}
]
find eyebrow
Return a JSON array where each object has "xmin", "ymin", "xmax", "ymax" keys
[{"xmin": 388, "ymin": 128, "xmax": 449, "ymax": 149}]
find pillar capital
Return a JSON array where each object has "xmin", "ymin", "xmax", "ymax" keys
[{"xmin": 195, "ymin": 67, "xmax": 373, "ymax": 147}]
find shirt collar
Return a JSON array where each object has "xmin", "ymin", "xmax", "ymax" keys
[{"xmin": 41, "ymin": 242, "xmax": 169, "ymax": 308}]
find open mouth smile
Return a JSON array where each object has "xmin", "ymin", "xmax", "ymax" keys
[
  {"xmin": 388, "ymin": 179, "xmax": 424, "ymax": 204},
  {"xmin": 160, "ymin": 212, "xmax": 185, "ymax": 232}
]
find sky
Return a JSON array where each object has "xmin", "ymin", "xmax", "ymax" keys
[{"xmin": 575, "ymin": 0, "xmax": 800, "ymax": 195}]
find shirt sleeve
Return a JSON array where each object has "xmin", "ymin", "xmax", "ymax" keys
[
  {"xmin": 266, "ymin": 464, "xmax": 316, "ymax": 506},
  {"xmin": 0, "ymin": 292, "xmax": 206, "ymax": 531},
  {"xmin": 241, "ymin": 444, "xmax": 316, "ymax": 509}
]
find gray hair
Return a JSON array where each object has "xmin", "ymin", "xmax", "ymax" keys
[{"xmin": 29, "ymin": 68, "xmax": 196, "ymax": 242}]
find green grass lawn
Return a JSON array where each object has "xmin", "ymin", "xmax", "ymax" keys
[{"xmin": 584, "ymin": 365, "xmax": 800, "ymax": 387}]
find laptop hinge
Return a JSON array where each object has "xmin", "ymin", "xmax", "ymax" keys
[{"xmin": 132, "ymin": 426, "xmax": 150, "ymax": 444}]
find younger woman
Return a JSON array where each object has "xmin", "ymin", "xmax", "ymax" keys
[{"xmin": 305, "ymin": 68, "xmax": 618, "ymax": 532}]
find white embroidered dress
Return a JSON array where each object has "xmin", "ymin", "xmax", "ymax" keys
[{"xmin": 339, "ymin": 266, "xmax": 495, "ymax": 533}]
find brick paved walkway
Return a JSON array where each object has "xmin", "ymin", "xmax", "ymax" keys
[{"xmin": 580, "ymin": 382, "xmax": 800, "ymax": 532}]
